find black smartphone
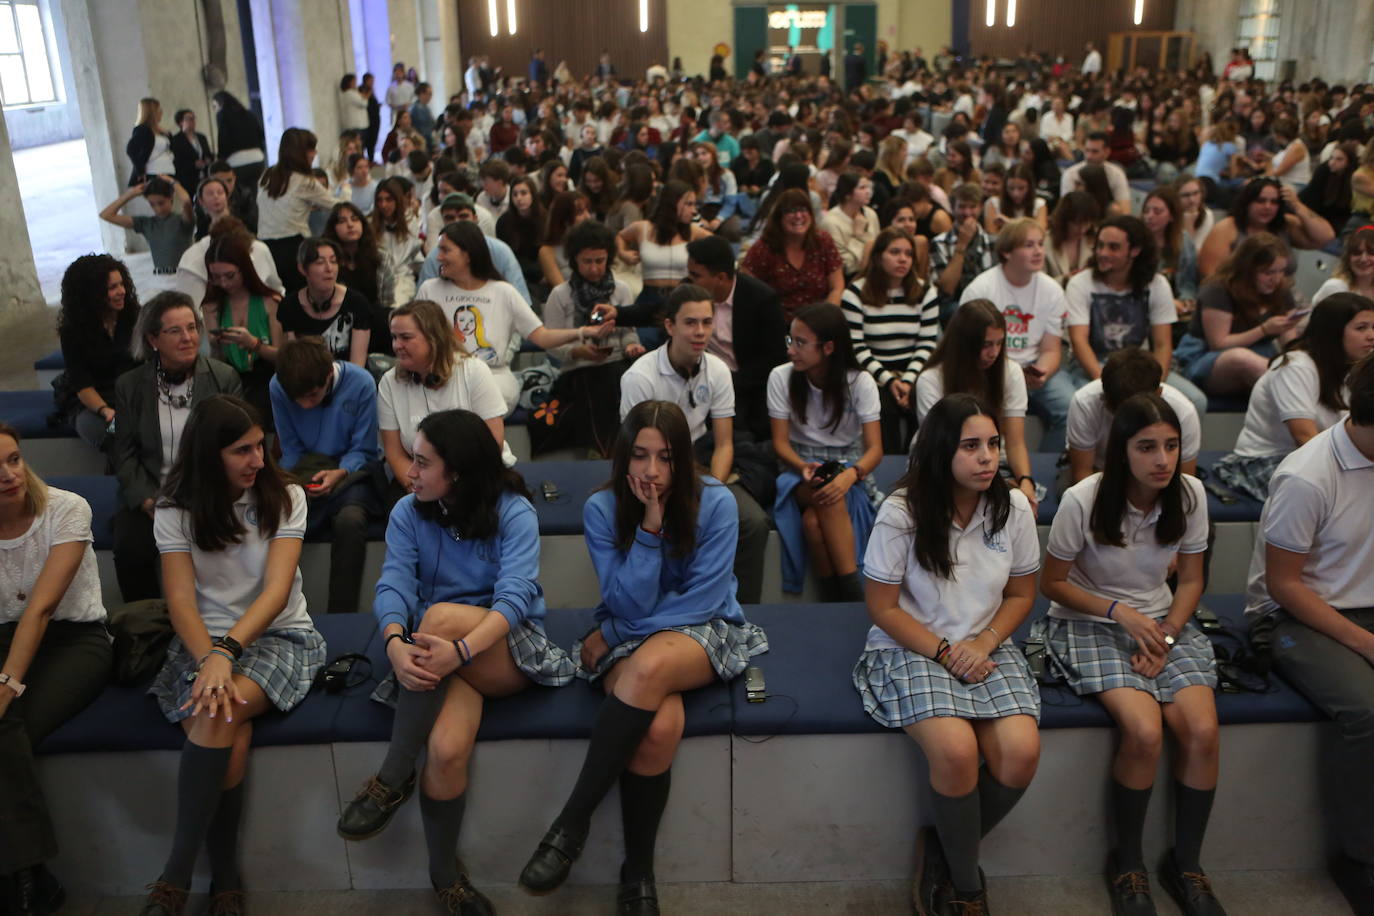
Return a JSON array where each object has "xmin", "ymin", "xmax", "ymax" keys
[{"xmin": 744, "ymin": 666, "xmax": 767, "ymax": 703}]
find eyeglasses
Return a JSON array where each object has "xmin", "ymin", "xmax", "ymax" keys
[
  {"xmin": 158, "ymin": 325, "xmax": 199, "ymax": 338},
  {"xmin": 781, "ymin": 206, "xmax": 810, "ymax": 217}
]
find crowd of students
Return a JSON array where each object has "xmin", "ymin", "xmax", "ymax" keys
[{"xmin": 6, "ymin": 42, "xmax": 1374, "ymax": 916}]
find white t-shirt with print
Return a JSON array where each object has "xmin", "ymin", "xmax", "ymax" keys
[
  {"xmin": 154, "ymin": 485, "xmax": 312, "ymax": 636},
  {"xmin": 767, "ymin": 365, "xmax": 882, "ymax": 449},
  {"xmin": 1233, "ymin": 350, "xmax": 1347, "ymax": 458},
  {"xmin": 1047, "ymin": 473, "xmax": 1209, "ymax": 622},
  {"xmin": 376, "ymin": 360, "xmax": 515, "ymax": 466},
  {"xmin": 0, "ymin": 488, "xmax": 105, "ymax": 624},
  {"xmin": 1067, "ymin": 380, "xmax": 1201, "ymax": 468},
  {"xmin": 416, "ymin": 277, "xmax": 544, "ymax": 410},
  {"xmin": 960, "ymin": 267, "xmax": 1067, "ymax": 367},
  {"xmin": 863, "ymin": 487, "xmax": 1040, "ymax": 648},
  {"xmin": 1065, "ymin": 272, "xmax": 1176, "ymax": 359}
]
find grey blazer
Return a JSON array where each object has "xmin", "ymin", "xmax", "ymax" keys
[{"xmin": 113, "ymin": 356, "xmax": 243, "ymax": 511}]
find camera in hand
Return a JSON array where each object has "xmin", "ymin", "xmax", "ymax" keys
[
  {"xmin": 811, "ymin": 460, "xmax": 846, "ymax": 488},
  {"xmin": 588, "ymin": 309, "xmax": 607, "ymax": 325}
]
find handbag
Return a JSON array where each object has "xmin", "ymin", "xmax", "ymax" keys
[{"xmin": 107, "ymin": 599, "xmax": 173, "ymax": 685}]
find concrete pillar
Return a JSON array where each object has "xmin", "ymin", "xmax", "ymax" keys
[
  {"xmin": 387, "ymin": 0, "xmax": 421, "ymax": 74},
  {"xmin": 0, "ymin": 114, "xmax": 46, "ymax": 319},
  {"xmin": 264, "ymin": 0, "xmax": 354, "ymax": 156},
  {"xmin": 437, "ymin": 0, "xmax": 461, "ymax": 106},
  {"xmin": 417, "ymin": 0, "xmax": 452, "ymax": 106}
]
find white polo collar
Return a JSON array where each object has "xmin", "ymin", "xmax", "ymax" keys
[{"xmin": 1332, "ymin": 420, "xmax": 1374, "ymax": 471}]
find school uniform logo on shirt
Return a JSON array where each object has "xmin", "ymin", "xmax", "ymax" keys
[
  {"xmin": 982, "ymin": 527, "xmax": 1007, "ymax": 552},
  {"xmin": 695, "ymin": 383, "xmax": 710, "ymax": 406},
  {"xmin": 245, "ymin": 505, "xmax": 259, "ymax": 528}
]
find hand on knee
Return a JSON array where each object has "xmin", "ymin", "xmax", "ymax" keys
[{"xmin": 419, "ymin": 602, "xmax": 483, "ymax": 638}]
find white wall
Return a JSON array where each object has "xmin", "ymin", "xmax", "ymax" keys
[{"xmin": 1175, "ymin": 0, "xmax": 1374, "ymax": 84}]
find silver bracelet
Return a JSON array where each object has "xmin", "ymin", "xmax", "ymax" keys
[{"xmin": 982, "ymin": 624, "xmax": 1003, "ymax": 642}]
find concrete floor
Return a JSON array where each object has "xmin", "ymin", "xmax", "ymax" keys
[{"xmin": 64, "ymin": 870, "xmax": 1351, "ymax": 914}]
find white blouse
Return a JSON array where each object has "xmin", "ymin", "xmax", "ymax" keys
[{"xmin": 0, "ymin": 488, "xmax": 106, "ymax": 625}]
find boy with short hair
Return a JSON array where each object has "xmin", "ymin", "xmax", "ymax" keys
[{"xmin": 99, "ymin": 177, "xmax": 195, "ymax": 274}]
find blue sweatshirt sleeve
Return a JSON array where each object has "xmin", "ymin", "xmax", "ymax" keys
[
  {"xmin": 489, "ymin": 496, "xmax": 543, "ymax": 630},
  {"xmin": 487, "ymin": 237, "xmax": 533, "ymax": 305},
  {"xmin": 583, "ymin": 494, "xmax": 666, "ymax": 644},
  {"xmin": 269, "ymin": 378, "xmax": 306, "ymax": 471},
  {"xmin": 338, "ymin": 368, "xmax": 380, "ymax": 472},
  {"xmin": 614, "ymin": 486, "xmax": 740, "ymax": 639},
  {"xmin": 374, "ymin": 497, "xmax": 422, "ymax": 632}
]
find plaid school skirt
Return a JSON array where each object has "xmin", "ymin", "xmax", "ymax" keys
[
  {"xmin": 1039, "ymin": 616, "xmax": 1217, "ymax": 702},
  {"xmin": 853, "ymin": 643, "xmax": 1042, "ymax": 728},
  {"xmin": 573, "ymin": 619, "xmax": 770, "ymax": 683},
  {"xmin": 371, "ymin": 620, "xmax": 576, "ymax": 707},
  {"xmin": 1212, "ymin": 452, "xmax": 1285, "ymax": 502},
  {"xmin": 150, "ymin": 627, "xmax": 327, "ymax": 723}
]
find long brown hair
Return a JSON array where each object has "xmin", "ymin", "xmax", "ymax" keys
[
  {"xmin": 371, "ymin": 176, "xmax": 415, "ymax": 240},
  {"xmin": 925, "ymin": 299, "xmax": 1008, "ymax": 419},
  {"xmin": 160, "ymin": 395, "xmax": 291, "ymax": 551},
  {"xmin": 858, "ymin": 227, "xmax": 924, "ymax": 309},
  {"xmin": 1145, "ymin": 186, "xmax": 1185, "ymax": 272},
  {"xmin": 201, "ymin": 235, "xmax": 279, "ymax": 314},
  {"xmin": 261, "ymin": 127, "xmax": 319, "ymax": 199},
  {"xmin": 1335, "ymin": 226, "xmax": 1374, "ymax": 286},
  {"xmin": 605, "ymin": 401, "xmax": 703, "ymax": 557},
  {"xmin": 1210, "ymin": 232, "xmax": 1292, "ymax": 329},
  {"xmin": 758, "ymin": 188, "xmax": 820, "ymax": 255}
]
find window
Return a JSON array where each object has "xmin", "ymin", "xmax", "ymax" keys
[
  {"xmin": 0, "ymin": 0, "xmax": 57, "ymax": 108},
  {"xmin": 1235, "ymin": 0, "xmax": 1280, "ymax": 81}
]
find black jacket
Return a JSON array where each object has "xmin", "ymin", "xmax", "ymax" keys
[
  {"xmin": 725, "ymin": 273, "xmax": 788, "ymax": 442},
  {"xmin": 171, "ymin": 131, "xmax": 213, "ymax": 193},
  {"xmin": 114, "ymin": 356, "xmax": 242, "ymax": 510}
]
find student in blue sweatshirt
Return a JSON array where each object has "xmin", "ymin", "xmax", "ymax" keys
[
  {"xmin": 518, "ymin": 400, "xmax": 769, "ymax": 914},
  {"xmin": 337, "ymin": 408, "xmax": 573, "ymax": 914},
  {"xmin": 268, "ymin": 336, "xmax": 382, "ymax": 614}
]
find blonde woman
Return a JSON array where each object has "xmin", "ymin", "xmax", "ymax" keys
[{"xmin": 128, "ymin": 97, "xmax": 176, "ymax": 185}]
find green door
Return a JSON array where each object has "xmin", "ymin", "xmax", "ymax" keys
[
  {"xmin": 734, "ymin": 5, "xmax": 769, "ymax": 80},
  {"xmin": 842, "ymin": 3, "xmax": 877, "ymax": 81}
]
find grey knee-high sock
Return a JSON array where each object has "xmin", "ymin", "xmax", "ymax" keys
[
  {"xmin": 978, "ymin": 767, "xmax": 1027, "ymax": 838},
  {"xmin": 931, "ymin": 788, "xmax": 982, "ymax": 895},
  {"xmin": 1172, "ymin": 782, "xmax": 1216, "ymax": 873},
  {"xmin": 1111, "ymin": 780, "xmax": 1154, "ymax": 872},
  {"xmin": 378, "ymin": 677, "xmax": 450, "ymax": 788},
  {"xmin": 161, "ymin": 742, "xmax": 232, "ymax": 887},
  {"xmin": 619, "ymin": 769, "xmax": 672, "ymax": 883},
  {"xmin": 420, "ymin": 792, "xmax": 467, "ymax": 889},
  {"xmin": 206, "ymin": 782, "xmax": 245, "ymax": 891}
]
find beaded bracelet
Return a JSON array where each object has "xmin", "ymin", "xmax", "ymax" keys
[{"xmin": 934, "ymin": 638, "xmax": 952, "ymax": 665}]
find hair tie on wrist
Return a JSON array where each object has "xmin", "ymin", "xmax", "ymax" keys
[{"xmin": 1106, "ymin": 600, "xmax": 1119, "ymax": 620}]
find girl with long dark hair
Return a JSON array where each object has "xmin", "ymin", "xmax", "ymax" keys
[
  {"xmin": 337, "ymin": 409, "xmax": 573, "ymax": 913},
  {"xmin": 140, "ymin": 395, "xmax": 325, "ymax": 916},
  {"xmin": 852, "ymin": 393, "xmax": 1041, "ymax": 914},
  {"xmin": 1039, "ymin": 393, "xmax": 1221, "ymax": 916},
  {"xmin": 843, "ymin": 227, "xmax": 936, "ymax": 453},
  {"xmin": 617, "ymin": 179, "xmax": 712, "ymax": 346},
  {"xmin": 495, "ymin": 176, "xmax": 545, "ymax": 291},
  {"xmin": 769, "ymin": 303, "xmax": 883, "ymax": 601},
  {"xmin": 256, "ymin": 128, "xmax": 339, "ymax": 293},
  {"xmin": 1215, "ymin": 292, "xmax": 1374, "ymax": 499},
  {"xmin": 519, "ymin": 401, "xmax": 767, "ymax": 913},
  {"xmin": 539, "ymin": 189, "xmax": 592, "ymax": 287},
  {"xmin": 324, "ymin": 201, "xmax": 397, "ymax": 329},
  {"xmin": 201, "ymin": 235, "xmax": 284, "ymax": 424},
  {"xmin": 54, "ymin": 254, "xmax": 140, "ymax": 449},
  {"xmin": 371, "ymin": 176, "xmax": 423, "ymax": 305}
]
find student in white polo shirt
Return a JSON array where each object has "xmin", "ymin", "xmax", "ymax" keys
[
  {"xmin": 1041, "ymin": 392, "xmax": 1221, "ymax": 916},
  {"xmin": 960, "ymin": 218, "xmax": 1072, "ymax": 450},
  {"xmin": 1245, "ymin": 354, "xmax": 1374, "ymax": 914},
  {"xmin": 620, "ymin": 284, "xmax": 769, "ymax": 603},
  {"xmin": 1068, "ymin": 349, "xmax": 1200, "ymax": 485},
  {"xmin": 1214, "ymin": 292, "xmax": 1374, "ymax": 500},
  {"xmin": 853, "ymin": 393, "xmax": 1041, "ymax": 915}
]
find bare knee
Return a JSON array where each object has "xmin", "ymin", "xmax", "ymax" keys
[
  {"xmin": 615, "ymin": 652, "xmax": 671, "ymax": 703},
  {"xmin": 1173, "ymin": 712, "xmax": 1220, "ymax": 763},
  {"xmin": 992, "ymin": 735, "xmax": 1041, "ymax": 788},
  {"xmin": 1117, "ymin": 714, "xmax": 1165, "ymax": 762},
  {"xmin": 927, "ymin": 735, "xmax": 981, "ymax": 786},
  {"xmin": 800, "ymin": 507, "xmax": 821, "ymax": 539},
  {"xmin": 426, "ymin": 728, "xmax": 475, "ymax": 779},
  {"xmin": 187, "ymin": 714, "xmax": 245, "ymax": 749},
  {"xmin": 420, "ymin": 602, "xmax": 485, "ymax": 638},
  {"xmin": 631, "ymin": 704, "xmax": 684, "ymax": 771}
]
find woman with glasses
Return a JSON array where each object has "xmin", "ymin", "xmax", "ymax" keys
[
  {"xmin": 769, "ymin": 303, "xmax": 883, "ymax": 602},
  {"xmin": 740, "ymin": 188, "xmax": 845, "ymax": 321}
]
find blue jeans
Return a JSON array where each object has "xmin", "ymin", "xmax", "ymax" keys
[{"xmin": 1026, "ymin": 368, "xmax": 1078, "ymax": 454}]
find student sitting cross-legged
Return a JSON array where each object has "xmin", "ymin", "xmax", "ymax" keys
[{"xmin": 337, "ymin": 409, "xmax": 573, "ymax": 915}]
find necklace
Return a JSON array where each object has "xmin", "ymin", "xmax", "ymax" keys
[{"xmin": 157, "ymin": 362, "xmax": 194, "ymax": 408}]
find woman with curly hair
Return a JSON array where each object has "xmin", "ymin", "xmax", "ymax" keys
[{"xmin": 54, "ymin": 254, "xmax": 141, "ymax": 450}]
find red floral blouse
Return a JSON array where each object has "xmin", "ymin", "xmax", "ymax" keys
[{"xmin": 740, "ymin": 230, "xmax": 842, "ymax": 320}]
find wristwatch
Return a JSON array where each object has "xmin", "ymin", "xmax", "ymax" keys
[{"xmin": 0, "ymin": 672, "xmax": 25, "ymax": 697}]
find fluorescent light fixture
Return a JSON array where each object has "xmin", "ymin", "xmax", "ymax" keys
[
  {"xmin": 1006, "ymin": 0, "xmax": 1016, "ymax": 27},
  {"xmin": 506, "ymin": 0, "xmax": 516, "ymax": 34},
  {"xmin": 1134, "ymin": 0, "xmax": 1144, "ymax": 25},
  {"xmin": 985, "ymin": 0, "xmax": 995, "ymax": 28},
  {"xmin": 487, "ymin": 0, "xmax": 498, "ymax": 36},
  {"xmin": 639, "ymin": 0, "xmax": 649, "ymax": 32}
]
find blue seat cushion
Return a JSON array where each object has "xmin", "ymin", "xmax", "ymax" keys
[
  {"xmin": 873, "ymin": 452, "xmax": 1061, "ymax": 524},
  {"xmin": 48, "ymin": 475, "xmax": 118, "ymax": 550},
  {"xmin": 1200, "ymin": 595, "xmax": 1322, "ymax": 725},
  {"xmin": 34, "ymin": 349, "xmax": 65, "ymax": 371},
  {"xmin": 1, "ymin": 390, "xmax": 71, "ymax": 439},
  {"xmin": 521, "ymin": 460, "xmax": 612, "ymax": 536},
  {"xmin": 332, "ymin": 607, "xmax": 733, "ymax": 743},
  {"xmin": 1196, "ymin": 451, "xmax": 1264, "ymax": 523}
]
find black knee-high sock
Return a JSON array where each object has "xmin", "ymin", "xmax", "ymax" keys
[
  {"xmin": 1172, "ymin": 782, "xmax": 1215, "ymax": 873},
  {"xmin": 931, "ymin": 788, "xmax": 982, "ymax": 894},
  {"xmin": 554, "ymin": 695, "xmax": 656, "ymax": 834},
  {"xmin": 378, "ymin": 677, "xmax": 450, "ymax": 788},
  {"xmin": 206, "ymin": 782, "xmax": 245, "ymax": 891},
  {"xmin": 161, "ymin": 742, "xmax": 232, "ymax": 887},
  {"xmin": 977, "ymin": 767, "xmax": 1027, "ymax": 838},
  {"xmin": 1111, "ymin": 780, "xmax": 1153, "ymax": 872},
  {"xmin": 619, "ymin": 769, "xmax": 671, "ymax": 883},
  {"xmin": 420, "ymin": 792, "xmax": 467, "ymax": 889}
]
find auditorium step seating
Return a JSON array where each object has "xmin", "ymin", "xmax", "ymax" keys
[
  {"xmin": 37, "ymin": 597, "xmax": 1330, "ymax": 896},
  {"xmin": 54, "ymin": 447, "xmax": 1263, "ymax": 613}
]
